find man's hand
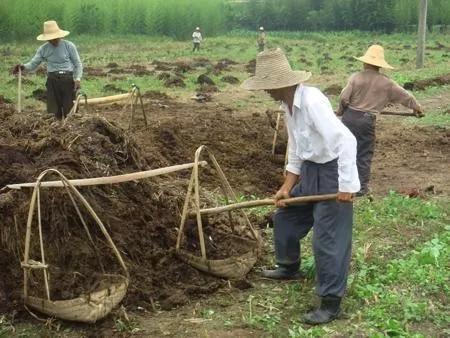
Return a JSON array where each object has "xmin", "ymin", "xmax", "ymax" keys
[
  {"xmin": 413, "ymin": 107, "xmax": 424, "ymax": 118},
  {"xmin": 337, "ymin": 192, "xmax": 354, "ymax": 202},
  {"xmin": 11, "ymin": 64, "xmax": 24, "ymax": 75},
  {"xmin": 274, "ymin": 188, "xmax": 291, "ymax": 208},
  {"xmin": 74, "ymin": 80, "xmax": 81, "ymax": 91}
]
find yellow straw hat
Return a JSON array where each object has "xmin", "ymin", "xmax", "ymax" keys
[
  {"xmin": 37, "ymin": 20, "xmax": 70, "ymax": 41},
  {"xmin": 241, "ymin": 48, "xmax": 311, "ymax": 91},
  {"xmin": 354, "ymin": 45, "xmax": 394, "ymax": 69}
]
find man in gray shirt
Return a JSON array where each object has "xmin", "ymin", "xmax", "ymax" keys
[{"xmin": 12, "ymin": 20, "xmax": 83, "ymax": 120}]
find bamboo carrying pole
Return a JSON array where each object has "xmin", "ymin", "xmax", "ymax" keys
[
  {"xmin": 192, "ymin": 193, "xmax": 338, "ymax": 216},
  {"xmin": 7, "ymin": 161, "xmax": 207, "ymax": 189}
]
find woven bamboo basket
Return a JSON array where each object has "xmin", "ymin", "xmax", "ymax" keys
[
  {"xmin": 176, "ymin": 146, "xmax": 261, "ymax": 279},
  {"xmin": 21, "ymin": 169, "xmax": 129, "ymax": 323}
]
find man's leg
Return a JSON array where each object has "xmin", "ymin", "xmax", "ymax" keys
[
  {"xmin": 303, "ymin": 200, "xmax": 353, "ymax": 324},
  {"xmin": 60, "ymin": 76, "xmax": 75, "ymax": 119},
  {"xmin": 45, "ymin": 76, "xmax": 60, "ymax": 118},
  {"xmin": 342, "ymin": 110, "xmax": 376, "ymax": 195},
  {"xmin": 262, "ymin": 181, "xmax": 314, "ymax": 280}
]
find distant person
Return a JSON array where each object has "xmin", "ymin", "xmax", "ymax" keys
[
  {"xmin": 337, "ymin": 45, "xmax": 423, "ymax": 196},
  {"xmin": 242, "ymin": 48, "xmax": 360, "ymax": 325},
  {"xmin": 192, "ymin": 27, "xmax": 203, "ymax": 52},
  {"xmin": 12, "ymin": 20, "xmax": 83, "ymax": 120},
  {"xmin": 257, "ymin": 26, "xmax": 266, "ymax": 52}
]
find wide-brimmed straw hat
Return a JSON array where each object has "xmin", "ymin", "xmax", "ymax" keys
[
  {"xmin": 241, "ymin": 48, "xmax": 311, "ymax": 91},
  {"xmin": 37, "ymin": 20, "xmax": 70, "ymax": 41},
  {"xmin": 354, "ymin": 44, "xmax": 394, "ymax": 69}
]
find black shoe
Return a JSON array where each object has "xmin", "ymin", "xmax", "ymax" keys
[
  {"xmin": 302, "ymin": 296, "xmax": 341, "ymax": 325},
  {"xmin": 261, "ymin": 267, "xmax": 304, "ymax": 280}
]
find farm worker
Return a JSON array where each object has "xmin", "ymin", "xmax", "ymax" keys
[
  {"xmin": 257, "ymin": 26, "xmax": 266, "ymax": 52},
  {"xmin": 241, "ymin": 48, "xmax": 360, "ymax": 325},
  {"xmin": 12, "ymin": 20, "xmax": 83, "ymax": 120},
  {"xmin": 192, "ymin": 27, "xmax": 203, "ymax": 52},
  {"xmin": 337, "ymin": 45, "xmax": 423, "ymax": 196}
]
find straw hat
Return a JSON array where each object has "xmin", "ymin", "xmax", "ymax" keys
[
  {"xmin": 241, "ymin": 48, "xmax": 311, "ymax": 91},
  {"xmin": 37, "ymin": 20, "xmax": 70, "ymax": 41},
  {"xmin": 354, "ymin": 45, "xmax": 394, "ymax": 69}
]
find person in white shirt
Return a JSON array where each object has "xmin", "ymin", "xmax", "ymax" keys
[
  {"xmin": 192, "ymin": 27, "xmax": 202, "ymax": 52},
  {"xmin": 241, "ymin": 49, "xmax": 360, "ymax": 325}
]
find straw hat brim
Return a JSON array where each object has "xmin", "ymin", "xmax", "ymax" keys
[
  {"xmin": 241, "ymin": 70, "xmax": 312, "ymax": 90},
  {"xmin": 354, "ymin": 56, "xmax": 394, "ymax": 70},
  {"xmin": 37, "ymin": 30, "xmax": 70, "ymax": 41}
]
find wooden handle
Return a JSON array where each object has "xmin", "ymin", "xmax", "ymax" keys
[
  {"xmin": 7, "ymin": 161, "xmax": 207, "ymax": 189},
  {"xmin": 193, "ymin": 193, "xmax": 338, "ymax": 216},
  {"xmin": 379, "ymin": 111, "xmax": 416, "ymax": 117},
  {"xmin": 17, "ymin": 67, "xmax": 22, "ymax": 113}
]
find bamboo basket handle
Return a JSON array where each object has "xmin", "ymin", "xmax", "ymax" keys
[
  {"xmin": 176, "ymin": 170, "xmax": 195, "ymax": 251},
  {"xmin": 22, "ymin": 169, "xmax": 129, "ymax": 303},
  {"xmin": 193, "ymin": 146, "xmax": 208, "ymax": 260}
]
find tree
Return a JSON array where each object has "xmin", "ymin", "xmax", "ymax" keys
[{"xmin": 416, "ymin": 0, "xmax": 428, "ymax": 68}]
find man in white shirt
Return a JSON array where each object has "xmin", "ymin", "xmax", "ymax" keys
[
  {"xmin": 241, "ymin": 49, "xmax": 360, "ymax": 325},
  {"xmin": 192, "ymin": 27, "xmax": 202, "ymax": 52}
]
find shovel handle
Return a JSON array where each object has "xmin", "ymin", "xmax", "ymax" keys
[{"xmin": 195, "ymin": 193, "xmax": 338, "ymax": 216}]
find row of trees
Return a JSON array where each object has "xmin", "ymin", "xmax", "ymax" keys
[
  {"xmin": 231, "ymin": 0, "xmax": 450, "ymax": 32},
  {"xmin": 0, "ymin": 0, "xmax": 449, "ymax": 41}
]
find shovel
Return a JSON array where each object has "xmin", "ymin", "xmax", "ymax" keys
[{"xmin": 191, "ymin": 193, "xmax": 338, "ymax": 216}]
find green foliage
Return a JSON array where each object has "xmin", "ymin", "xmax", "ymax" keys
[
  {"xmin": 0, "ymin": 0, "xmax": 226, "ymax": 41},
  {"xmin": 2, "ymin": 0, "xmax": 450, "ymax": 41}
]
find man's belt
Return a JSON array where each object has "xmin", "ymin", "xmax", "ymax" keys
[{"xmin": 48, "ymin": 71, "xmax": 73, "ymax": 75}]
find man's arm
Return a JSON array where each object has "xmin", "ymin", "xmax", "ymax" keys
[
  {"xmin": 337, "ymin": 75, "xmax": 354, "ymax": 116},
  {"xmin": 275, "ymin": 118, "xmax": 302, "ymax": 207},
  {"xmin": 23, "ymin": 47, "xmax": 45, "ymax": 72},
  {"xmin": 68, "ymin": 42, "xmax": 83, "ymax": 82},
  {"xmin": 307, "ymin": 91, "xmax": 360, "ymax": 198},
  {"xmin": 389, "ymin": 81, "xmax": 423, "ymax": 117}
]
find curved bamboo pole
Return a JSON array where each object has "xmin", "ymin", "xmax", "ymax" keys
[{"xmin": 7, "ymin": 161, "xmax": 207, "ymax": 189}]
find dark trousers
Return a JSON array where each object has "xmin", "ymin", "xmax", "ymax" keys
[
  {"xmin": 192, "ymin": 42, "xmax": 200, "ymax": 52},
  {"xmin": 46, "ymin": 73, "xmax": 75, "ymax": 120},
  {"xmin": 341, "ymin": 107, "xmax": 376, "ymax": 195},
  {"xmin": 273, "ymin": 159, "xmax": 353, "ymax": 297}
]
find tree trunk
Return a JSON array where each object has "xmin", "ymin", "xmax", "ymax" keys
[{"xmin": 416, "ymin": 0, "xmax": 428, "ymax": 69}]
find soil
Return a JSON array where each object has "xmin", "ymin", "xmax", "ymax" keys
[
  {"xmin": 197, "ymin": 74, "xmax": 215, "ymax": 86},
  {"xmin": 403, "ymin": 73, "xmax": 450, "ymax": 91},
  {"xmin": 324, "ymin": 84, "xmax": 343, "ymax": 96},
  {"xmin": 0, "ymin": 94, "xmax": 283, "ymax": 313},
  {"xmin": 221, "ymin": 75, "xmax": 240, "ymax": 84}
]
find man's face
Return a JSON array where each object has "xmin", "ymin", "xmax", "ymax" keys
[
  {"xmin": 49, "ymin": 38, "xmax": 61, "ymax": 46},
  {"xmin": 265, "ymin": 88, "xmax": 284, "ymax": 102}
]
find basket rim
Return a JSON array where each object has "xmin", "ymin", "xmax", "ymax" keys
[{"xmin": 24, "ymin": 273, "xmax": 129, "ymax": 303}]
